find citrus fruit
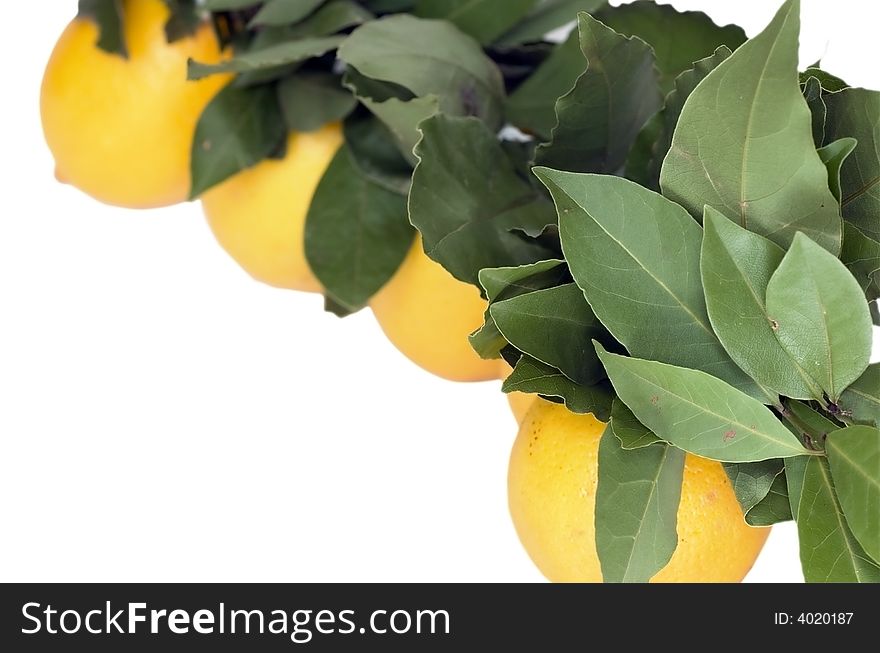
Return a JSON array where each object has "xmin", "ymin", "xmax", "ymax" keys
[
  {"xmin": 41, "ymin": 0, "xmax": 230, "ymax": 208},
  {"xmin": 370, "ymin": 236, "xmax": 501, "ymax": 382},
  {"xmin": 508, "ymin": 400, "xmax": 770, "ymax": 582},
  {"xmin": 507, "ymin": 392, "xmax": 536, "ymax": 423},
  {"xmin": 202, "ymin": 125, "xmax": 343, "ymax": 292}
]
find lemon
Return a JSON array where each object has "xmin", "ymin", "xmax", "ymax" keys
[
  {"xmin": 509, "ymin": 400, "xmax": 770, "ymax": 582},
  {"xmin": 370, "ymin": 236, "xmax": 501, "ymax": 382},
  {"xmin": 201, "ymin": 125, "xmax": 343, "ymax": 292},
  {"xmin": 41, "ymin": 0, "xmax": 230, "ymax": 208}
]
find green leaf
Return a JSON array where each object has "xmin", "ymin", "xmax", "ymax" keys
[
  {"xmin": 611, "ymin": 399, "xmax": 661, "ymax": 450},
  {"xmin": 786, "ymin": 400, "xmax": 841, "ymax": 449},
  {"xmin": 343, "ymin": 114, "xmax": 413, "ymax": 195},
  {"xmin": 249, "ymin": 0, "xmax": 326, "ymax": 27},
  {"xmin": 765, "ymin": 233, "xmax": 873, "ymax": 402},
  {"xmin": 162, "ymin": 0, "xmax": 202, "ymax": 42},
  {"xmin": 505, "ymin": 30, "xmax": 584, "ymax": 140},
  {"xmin": 338, "ymin": 15, "xmax": 505, "ymax": 128},
  {"xmin": 78, "ymin": 0, "xmax": 127, "ymax": 57},
  {"xmin": 826, "ymin": 425, "xmax": 880, "ymax": 563},
  {"xmin": 596, "ymin": 345, "xmax": 808, "ymax": 462},
  {"xmin": 841, "ymin": 224, "xmax": 880, "ymax": 302},
  {"xmin": 596, "ymin": 1, "xmax": 746, "ymax": 93},
  {"xmin": 660, "ymin": 0, "xmax": 842, "ymax": 254},
  {"xmin": 595, "ymin": 427, "xmax": 684, "ymax": 583},
  {"xmin": 701, "ymin": 207, "xmax": 819, "ymax": 400},
  {"xmin": 491, "ymin": 283, "xmax": 612, "ymax": 385},
  {"xmin": 190, "ymin": 83, "xmax": 287, "ymax": 198},
  {"xmin": 187, "ymin": 37, "xmax": 344, "ymax": 80},
  {"xmin": 471, "ymin": 260, "xmax": 567, "ymax": 359},
  {"xmin": 409, "ymin": 115, "xmax": 556, "ymax": 286},
  {"xmin": 304, "ymin": 146, "xmax": 413, "ymax": 310},
  {"xmin": 723, "ymin": 459, "xmax": 784, "ymax": 515},
  {"xmin": 839, "ymin": 364, "xmax": 880, "ymax": 428},
  {"xmin": 502, "ymin": 355, "xmax": 612, "ymax": 420},
  {"xmin": 802, "ymin": 76, "xmax": 826, "ymax": 147},
  {"xmin": 539, "ymin": 170, "xmax": 764, "ymax": 399},
  {"xmin": 800, "ymin": 67, "xmax": 849, "ymax": 93},
  {"xmin": 823, "ymin": 88, "xmax": 880, "ymax": 241},
  {"xmin": 631, "ymin": 46, "xmax": 731, "ymax": 191},
  {"xmin": 796, "ymin": 457, "xmax": 880, "ymax": 582},
  {"xmin": 785, "ymin": 455, "xmax": 809, "ymax": 520},
  {"xmin": 745, "ymin": 472, "xmax": 792, "ymax": 526},
  {"xmin": 497, "ymin": 0, "xmax": 607, "ymax": 46},
  {"xmin": 534, "ymin": 13, "xmax": 662, "ymax": 175},
  {"xmin": 353, "ymin": 90, "xmax": 440, "ymax": 163},
  {"xmin": 362, "ymin": 0, "xmax": 414, "ymax": 12},
  {"xmin": 287, "ymin": 0, "xmax": 375, "ymax": 37},
  {"xmin": 414, "ymin": 0, "xmax": 538, "ymax": 45},
  {"xmin": 203, "ymin": 0, "xmax": 259, "ymax": 8},
  {"xmin": 817, "ymin": 137, "xmax": 858, "ymax": 202},
  {"xmin": 278, "ymin": 73, "xmax": 357, "ymax": 133}
]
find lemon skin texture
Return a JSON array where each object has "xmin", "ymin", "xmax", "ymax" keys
[
  {"xmin": 370, "ymin": 237, "xmax": 502, "ymax": 383},
  {"xmin": 508, "ymin": 400, "xmax": 770, "ymax": 582},
  {"xmin": 41, "ymin": 0, "xmax": 231, "ymax": 208},
  {"xmin": 201, "ymin": 125, "xmax": 344, "ymax": 292}
]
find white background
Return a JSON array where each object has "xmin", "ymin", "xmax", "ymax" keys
[{"xmin": 1, "ymin": 0, "xmax": 878, "ymax": 583}]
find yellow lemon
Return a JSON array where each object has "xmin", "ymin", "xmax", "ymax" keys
[
  {"xmin": 507, "ymin": 392, "xmax": 536, "ymax": 423},
  {"xmin": 370, "ymin": 237, "xmax": 501, "ymax": 382},
  {"xmin": 509, "ymin": 400, "xmax": 770, "ymax": 582},
  {"xmin": 201, "ymin": 125, "xmax": 344, "ymax": 292},
  {"xmin": 41, "ymin": 0, "xmax": 230, "ymax": 208}
]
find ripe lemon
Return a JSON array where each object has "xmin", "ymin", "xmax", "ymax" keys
[
  {"xmin": 509, "ymin": 400, "xmax": 770, "ymax": 582},
  {"xmin": 508, "ymin": 391, "xmax": 538, "ymax": 423},
  {"xmin": 201, "ymin": 125, "xmax": 343, "ymax": 292},
  {"xmin": 41, "ymin": 0, "xmax": 231, "ymax": 208},
  {"xmin": 370, "ymin": 237, "xmax": 501, "ymax": 382}
]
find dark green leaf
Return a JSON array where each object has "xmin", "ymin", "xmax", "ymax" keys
[
  {"xmin": 785, "ymin": 400, "xmax": 841, "ymax": 449},
  {"xmin": 634, "ymin": 46, "xmax": 731, "ymax": 191},
  {"xmin": 338, "ymin": 15, "xmax": 506, "ymax": 128},
  {"xmin": 470, "ymin": 261, "xmax": 567, "ymax": 360},
  {"xmin": 539, "ymin": 170, "xmax": 764, "ymax": 399},
  {"xmin": 249, "ymin": 0, "xmax": 326, "ymax": 27},
  {"xmin": 278, "ymin": 72, "xmax": 357, "ymax": 133},
  {"xmin": 596, "ymin": 1, "xmax": 746, "ymax": 93},
  {"xmin": 841, "ymin": 224, "xmax": 880, "ymax": 302},
  {"xmin": 817, "ymin": 137, "xmax": 858, "ymax": 202},
  {"xmin": 823, "ymin": 88, "xmax": 880, "ymax": 241},
  {"xmin": 497, "ymin": 0, "xmax": 607, "ymax": 46},
  {"xmin": 287, "ymin": 0, "xmax": 375, "ymax": 37},
  {"xmin": 162, "ymin": 0, "xmax": 202, "ymax": 42},
  {"xmin": 802, "ymin": 76, "xmax": 826, "ymax": 147},
  {"xmin": 410, "ymin": 115, "xmax": 556, "ymax": 286},
  {"xmin": 343, "ymin": 114, "xmax": 413, "ymax": 195},
  {"xmin": 785, "ymin": 455, "xmax": 809, "ymax": 520},
  {"xmin": 660, "ymin": 0, "xmax": 842, "ymax": 254},
  {"xmin": 535, "ymin": 13, "xmax": 661, "ymax": 174},
  {"xmin": 503, "ymin": 355, "xmax": 612, "ymax": 420},
  {"xmin": 491, "ymin": 283, "xmax": 612, "ymax": 384},
  {"xmin": 800, "ymin": 67, "xmax": 849, "ymax": 93},
  {"xmin": 595, "ymin": 427, "xmax": 684, "ymax": 583},
  {"xmin": 190, "ymin": 83, "xmax": 287, "ymax": 198},
  {"xmin": 505, "ymin": 30, "xmax": 584, "ymax": 140},
  {"xmin": 304, "ymin": 145, "xmax": 413, "ymax": 310},
  {"xmin": 745, "ymin": 472, "xmax": 792, "ymax": 526},
  {"xmin": 187, "ymin": 37, "xmax": 344, "ymax": 80},
  {"xmin": 797, "ymin": 457, "xmax": 880, "ymax": 582},
  {"xmin": 723, "ymin": 459, "xmax": 784, "ymax": 515},
  {"xmin": 826, "ymin": 425, "xmax": 880, "ymax": 563},
  {"xmin": 611, "ymin": 399, "xmax": 660, "ymax": 450},
  {"xmin": 596, "ymin": 345, "xmax": 808, "ymax": 462},
  {"xmin": 839, "ymin": 364, "xmax": 880, "ymax": 428},
  {"xmin": 765, "ymin": 233, "xmax": 873, "ymax": 402},
  {"xmin": 78, "ymin": 0, "xmax": 127, "ymax": 57},
  {"xmin": 362, "ymin": 0, "xmax": 414, "ymax": 13},
  {"xmin": 701, "ymin": 207, "xmax": 819, "ymax": 400},
  {"xmin": 204, "ymin": 0, "xmax": 259, "ymax": 8},
  {"xmin": 415, "ymin": 0, "xmax": 538, "ymax": 46}
]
